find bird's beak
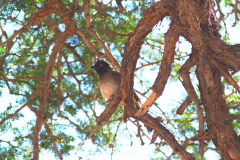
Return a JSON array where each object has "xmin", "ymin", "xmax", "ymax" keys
[{"xmin": 91, "ymin": 65, "xmax": 95, "ymax": 69}]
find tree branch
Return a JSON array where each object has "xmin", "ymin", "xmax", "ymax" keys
[
  {"xmin": 32, "ymin": 117, "xmax": 42, "ymax": 160},
  {"xmin": 136, "ymin": 112, "xmax": 194, "ymax": 160},
  {"xmin": 177, "ymin": 48, "xmax": 205, "ymax": 157},
  {"xmin": 44, "ymin": 122, "xmax": 63, "ymax": 160},
  {"xmin": 83, "ymin": 0, "xmax": 120, "ymax": 71},
  {"xmin": 0, "ymin": 86, "xmax": 41, "ymax": 125},
  {"xmin": 96, "ymin": 92, "xmax": 122, "ymax": 124},
  {"xmin": 176, "ymin": 96, "xmax": 192, "ymax": 115},
  {"xmin": 119, "ymin": 1, "xmax": 194, "ymax": 159},
  {"xmin": 209, "ymin": 56, "xmax": 240, "ymax": 94},
  {"xmin": 136, "ymin": 22, "xmax": 180, "ymax": 117},
  {"xmin": 208, "ymin": 37, "xmax": 240, "ymax": 71},
  {"xmin": 40, "ymin": 30, "xmax": 72, "ymax": 109}
]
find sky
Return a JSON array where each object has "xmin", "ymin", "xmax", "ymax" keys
[
  {"xmin": 1, "ymin": 1, "xmax": 240, "ymax": 160},
  {"xmin": 0, "ymin": 79, "xmax": 221, "ymax": 160}
]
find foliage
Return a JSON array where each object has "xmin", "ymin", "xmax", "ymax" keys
[{"xmin": 0, "ymin": 0, "xmax": 240, "ymax": 159}]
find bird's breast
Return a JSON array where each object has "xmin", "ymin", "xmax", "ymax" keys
[{"xmin": 99, "ymin": 78, "xmax": 119, "ymax": 101}]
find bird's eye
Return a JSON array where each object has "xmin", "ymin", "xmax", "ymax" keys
[{"xmin": 99, "ymin": 63, "xmax": 103, "ymax": 67}]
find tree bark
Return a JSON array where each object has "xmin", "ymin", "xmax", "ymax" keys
[
  {"xmin": 196, "ymin": 59, "xmax": 240, "ymax": 159},
  {"xmin": 120, "ymin": 0, "xmax": 240, "ymax": 159}
]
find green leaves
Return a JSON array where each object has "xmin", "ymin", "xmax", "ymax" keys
[{"xmin": 1, "ymin": 0, "xmax": 240, "ymax": 159}]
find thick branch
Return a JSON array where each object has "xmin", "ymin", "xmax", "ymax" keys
[
  {"xmin": 176, "ymin": 96, "xmax": 192, "ymax": 115},
  {"xmin": 40, "ymin": 30, "xmax": 72, "ymax": 108},
  {"xmin": 119, "ymin": 1, "xmax": 194, "ymax": 159},
  {"xmin": 178, "ymin": 49, "xmax": 205, "ymax": 158},
  {"xmin": 196, "ymin": 56, "xmax": 240, "ymax": 160},
  {"xmin": 136, "ymin": 22, "xmax": 180, "ymax": 116},
  {"xmin": 121, "ymin": 0, "xmax": 173, "ymax": 114},
  {"xmin": 121, "ymin": 0, "xmax": 169, "ymax": 115},
  {"xmin": 32, "ymin": 117, "xmax": 42, "ymax": 160},
  {"xmin": 96, "ymin": 92, "xmax": 122, "ymax": 124},
  {"xmin": 209, "ymin": 56, "xmax": 240, "ymax": 94},
  {"xmin": 208, "ymin": 37, "xmax": 240, "ymax": 71},
  {"xmin": 178, "ymin": 50, "xmax": 201, "ymax": 107},
  {"xmin": 135, "ymin": 109, "xmax": 194, "ymax": 159}
]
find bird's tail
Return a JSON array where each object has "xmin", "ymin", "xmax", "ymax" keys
[{"xmin": 133, "ymin": 92, "xmax": 141, "ymax": 109}]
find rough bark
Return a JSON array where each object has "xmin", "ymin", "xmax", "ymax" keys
[
  {"xmin": 120, "ymin": 0, "xmax": 194, "ymax": 159},
  {"xmin": 120, "ymin": 0, "xmax": 240, "ymax": 159},
  {"xmin": 196, "ymin": 63, "xmax": 240, "ymax": 160},
  {"xmin": 2, "ymin": 0, "xmax": 240, "ymax": 159}
]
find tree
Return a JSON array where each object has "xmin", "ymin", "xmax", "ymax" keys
[{"xmin": 0, "ymin": 0, "xmax": 240, "ymax": 159}]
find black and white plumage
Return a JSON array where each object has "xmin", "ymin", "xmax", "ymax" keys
[
  {"xmin": 91, "ymin": 60, "xmax": 152, "ymax": 132},
  {"xmin": 91, "ymin": 60, "xmax": 140, "ymax": 106},
  {"xmin": 91, "ymin": 60, "xmax": 121, "ymax": 102}
]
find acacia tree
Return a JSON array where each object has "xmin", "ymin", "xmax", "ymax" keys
[{"xmin": 0, "ymin": 0, "xmax": 240, "ymax": 159}]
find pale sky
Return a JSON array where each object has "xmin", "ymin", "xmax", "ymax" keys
[{"xmin": 1, "ymin": 1, "xmax": 240, "ymax": 160}]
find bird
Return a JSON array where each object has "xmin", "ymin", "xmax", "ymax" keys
[
  {"xmin": 91, "ymin": 60, "xmax": 152, "ymax": 132},
  {"xmin": 91, "ymin": 59, "xmax": 141, "ymax": 107}
]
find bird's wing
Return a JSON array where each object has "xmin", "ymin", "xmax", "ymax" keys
[
  {"xmin": 111, "ymin": 71, "xmax": 141, "ymax": 108},
  {"xmin": 110, "ymin": 71, "xmax": 121, "ymax": 83}
]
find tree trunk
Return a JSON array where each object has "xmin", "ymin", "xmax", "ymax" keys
[
  {"xmin": 197, "ymin": 61, "xmax": 240, "ymax": 160},
  {"xmin": 119, "ymin": 0, "xmax": 240, "ymax": 159}
]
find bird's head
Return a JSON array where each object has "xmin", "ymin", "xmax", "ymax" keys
[{"xmin": 91, "ymin": 60, "xmax": 111, "ymax": 75}]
